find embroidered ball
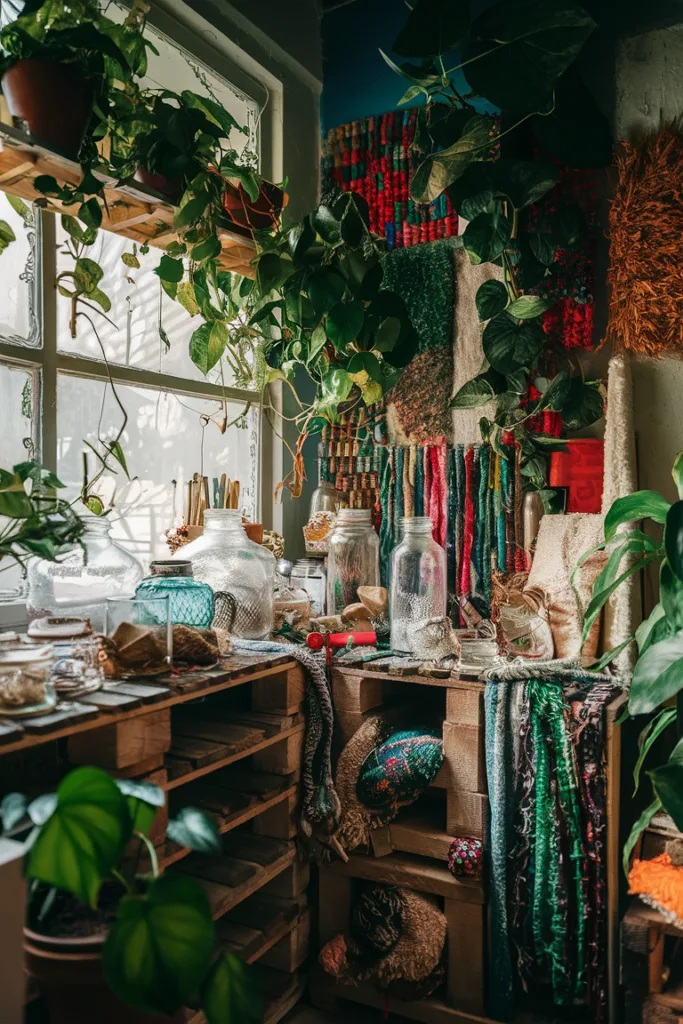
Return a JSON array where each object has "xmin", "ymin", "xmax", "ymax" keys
[
  {"xmin": 356, "ymin": 730, "xmax": 444, "ymax": 813},
  {"xmin": 448, "ymin": 837, "xmax": 483, "ymax": 881}
]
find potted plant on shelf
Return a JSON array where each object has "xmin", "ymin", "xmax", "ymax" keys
[
  {"xmin": 1, "ymin": 766, "xmax": 259, "ymax": 1024},
  {"xmin": 577, "ymin": 453, "xmax": 683, "ymax": 869},
  {"xmin": 0, "ymin": 0, "xmax": 150, "ymax": 159}
]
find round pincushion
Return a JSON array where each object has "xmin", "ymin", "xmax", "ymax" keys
[
  {"xmin": 356, "ymin": 729, "xmax": 444, "ymax": 813},
  {"xmin": 448, "ymin": 837, "xmax": 484, "ymax": 881}
]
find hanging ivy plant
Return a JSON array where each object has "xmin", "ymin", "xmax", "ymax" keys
[{"xmin": 382, "ymin": 0, "xmax": 612, "ymax": 496}]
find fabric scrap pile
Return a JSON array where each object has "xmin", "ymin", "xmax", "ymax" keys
[{"xmin": 484, "ymin": 662, "xmax": 620, "ymax": 1023}]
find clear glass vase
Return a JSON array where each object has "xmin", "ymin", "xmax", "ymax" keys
[
  {"xmin": 177, "ymin": 509, "xmax": 275, "ymax": 639},
  {"xmin": 326, "ymin": 508, "xmax": 380, "ymax": 616},
  {"xmin": 389, "ymin": 516, "xmax": 447, "ymax": 653},
  {"xmin": 27, "ymin": 516, "xmax": 143, "ymax": 632}
]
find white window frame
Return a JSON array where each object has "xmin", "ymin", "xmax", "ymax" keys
[{"xmin": 0, "ymin": 7, "xmax": 280, "ymax": 625}]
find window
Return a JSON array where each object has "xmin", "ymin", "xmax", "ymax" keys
[{"xmin": 0, "ymin": 15, "xmax": 266, "ymax": 616}]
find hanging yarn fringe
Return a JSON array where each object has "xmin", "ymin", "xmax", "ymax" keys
[{"xmin": 607, "ymin": 123, "xmax": 683, "ymax": 356}]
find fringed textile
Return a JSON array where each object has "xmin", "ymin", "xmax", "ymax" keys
[{"xmin": 485, "ymin": 673, "xmax": 620, "ymax": 1022}]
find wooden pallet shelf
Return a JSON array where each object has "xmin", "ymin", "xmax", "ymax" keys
[
  {"xmin": 0, "ymin": 122, "xmax": 256, "ymax": 275},
  {"xmin": 327, "ymin": 849, "xmax": 484, "ymax": 904}
]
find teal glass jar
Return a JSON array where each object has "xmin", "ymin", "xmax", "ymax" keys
[{"xmin": 135, "ymin": 561, "xmax": 214, "ymax": 628}]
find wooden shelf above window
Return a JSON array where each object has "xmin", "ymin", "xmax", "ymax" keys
[{"xmin": 0, "ymin": 122, "xmax": 256, "ymax": 276}]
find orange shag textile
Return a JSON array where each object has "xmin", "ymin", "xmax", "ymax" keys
[
  {"xmin": 628, "ymin": 853, "xmax": 683, "ymax": 929},
  {"xmin": 608, "ymin": 124, "xmax": 683, "ymax": 356}
]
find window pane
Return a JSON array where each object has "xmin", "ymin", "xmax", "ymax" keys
[
  {"xmin": 56, "ymin": 226, "xmax": 242, "ymax": 385},
  {"xmin": 0, "ymin": 193, "xmax": 41, "ymax": 348},
  {"xmin": 0, "ymin": 361, "xmax": 39, "ymax": 602},
  {"xmin": 56, "ymin": 374, "xmax": 260, "ymax": 568}
]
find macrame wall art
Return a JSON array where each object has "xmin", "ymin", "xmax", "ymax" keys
[{"xmin": 607, "ymin": 123, "xmax": 683, "ymax": 356}]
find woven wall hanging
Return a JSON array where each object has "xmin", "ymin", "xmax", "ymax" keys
[{"xmin": 608, "ymin": 123, "xmax": 683, "ymax": 356}]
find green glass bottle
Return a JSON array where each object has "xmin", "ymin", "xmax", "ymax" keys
[{"xmin": 135, "ymin": 561, "xmax": 214, "ymax": 628}]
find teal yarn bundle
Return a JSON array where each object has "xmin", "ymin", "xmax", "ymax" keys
[{"xmin": 357, "ymin": 729, "xmax": 444, "ymax": 813}]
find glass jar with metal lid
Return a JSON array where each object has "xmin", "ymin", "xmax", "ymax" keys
[
  {"xmin": 135, "ymin": 560, "xmax": 216, "ymax": 629},
  {"xmin": 389, "ymin": 516, "xmax": 447, "ymax": 653}
]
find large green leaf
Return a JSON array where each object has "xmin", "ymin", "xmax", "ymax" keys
[
  {"xmin": 506, "ymin": 294, "xmax": 553, "ymax": 319},
  {"xmin": 636, "ymin": 602, "xmax": 669, "ymax": 656},
  {"xmin": 308, "ymin": 269, "xmax": 346, "ymax": 317},
  {"xmin": 482, "ymin": 312, "xmax": 544, "ymax": 374},
  {"xmin": 189, "ymin": 322, "xmax": 228, "ymax": 374},
  {"xmin": 650, "ymin": 752, "xmax": 683, "ymax": 832},
  {"xmin": 604, "ymin": 490, "xmax": 671, "ymax": 543},
  {"xmin": 665, "ymin": 500, "xmax": 683, "ymax": 582},
  {"xmin": 102, "ymin": 875, "xmax": 214, "ymax": 1015},
  {"xmin": 672, "ymin": 451, "xmax": 683, "ymax": 500},
  {"xmin": 623, "ymin": 798, "xmax": 661, "ymax": 876},
  {"xmin": 322, "ymin": 367, "xmax": 354, "ymax": 405},
  {"xmin": 74, "ymin": 258, "xmax": 103, "ymax": 294},
  {"xmin": 463, "ymin": 208, "xmax": 512, "ymax": 264},
  {"xmin": 326, "ymin": 301, "xmax": 364, "ymax": 348},
  {"xmin": 392, "ymin": 0, "xmax": 470, "ymax": 57},
  {"xmin": 476, "ymin": 280, "xmax": 508, "ymax": 321},
  {"xmin": 202, "ymin": 951, "xmax": 261, "ymax": 1024},
  {"xmin": 191, "ymin": 233, "xmax": 222, "ymax": 264},
  {"xmin": 155, "ymin": 254, "xmax": 184, "ymax": 284},
  {"xmin": 582, "ymin": 555, "xmax": 661, "ymax": 644},
  {"xmin": 26, "ymin": 767, "xmax": 129, "ymax": 907},
  {"xmin": 486, "ymin": 158, "xmax": 559, "ymax": 210},
  {"xmin": 410, "ymin": 115, "xmax": 497, "ymax": 204},
  {"xmin": 633, "ymin": 707, "xmax": 677, "ymax": 796},
  {"xmin": 558, "ymin": 377, "xmax": 604, "ymax": 431},
  {"xmin": 464, "ymin": 0, "xmax": 596, "ymax": 112},
  {"xmin": 380, "ymin": 326, "xmax": 419, "ymax": 368},
  {"xmin": 115, "ymin": 779, "xmax": 164, "ymax": 837},
  {"xmin": 629, "ymin": 630, "xmax": 683, "ymax": 716},
  {"xmin": 450, "ymin": 368, "xmax": 506, "ymax": 409},
  {"xmin": 180, "ymin": 89, "xmax": 242, "ymax": 138},
  {"xmin": 257, "ymin": 253, "xmax": 285, "ymax": 294},
  {"xmin": 378, "ymin": 50, "xmax": 441, "ymax": 93},
  {"xmin": 313, "ymin": 205, "xmax": 341, "ymax": 244},
  {"xmin": 660, "ymin": 563, "xmax": 683, "ymax": 631},
  {"xmin": 167, "ymin": 807, "xmax": 221, "ymax": 854}
]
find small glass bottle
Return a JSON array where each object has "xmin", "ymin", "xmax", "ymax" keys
[
  {"xmin": 326, "ymin": 508, "xmax": 380, "ymax": 616},
  {"xmin": 291, "ymin": 558, "xmax": 327, "ymax": 617},
  {"xmin": 135, "ymin": 561, "xmax": 215, "ymax": 629},
  {"xmin": 309, "ymin": 480, "xmax": 343, "ymax": 516},
  {"xmin": 389, "ymin": 517, "xmax": 447, "ymax": 653},
  {"xmin": 178, "ymin": 509, "xmax": 275, "ymax": 640},
  {"xmin": 27, "ymin": 516, "xmax": 143, "ymax": 632}
]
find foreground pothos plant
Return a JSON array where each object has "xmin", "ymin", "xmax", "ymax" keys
[
  {"xmin": 576, "ymin": 454, "xmax": 683, "ymax": 872},
  {"xmin": 1, "ymin": 767, "xmax": 259, "ymax": 1022},
  {"xmin": 381, "ymin": 0, "xmax": 611, "ymax": 490},
  {"xmin": 0, "ymin": 461, "xmax": 85, "ymax": 572}
]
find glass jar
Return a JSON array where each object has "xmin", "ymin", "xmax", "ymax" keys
[
  {"xmin": 135, "ymin": 561, "xmax": 215, "ymax": 629},
  {"xmin": 27, "ymin": 516, "xmax": 143, "ymax": 632},
  {"xmin": 291, "ymin": 558, "xmax": 327, "ymax": 617},
  {"xmin": 326, "ymin": 508, "xmax": 380, "ymax": 616},
  {"xmin": 309, "ymin": 481, "xmax": 343, "ymax": 517},
  {"xmin": 178, "ymin": 509, "xmax": 275, "ymax": 640},
  {"xmin": 389, "ymin": 517, "xmax": 447, "ymax": 653},
  {"xmin": 0, "ymin": 645, "xmax": 56, "ymax": 715}
]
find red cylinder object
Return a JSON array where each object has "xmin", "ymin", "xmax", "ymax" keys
[
  {"xmin": 549, "ymin": 439, "xmax": 604, "ymax": 513},
  {"xmin": 307, "ymin": 631, "xmax": 377, "ymax": 650}
]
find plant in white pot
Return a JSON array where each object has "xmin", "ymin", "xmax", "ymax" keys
[{"xmin": 1, "ymin": 766, "xmax": 259, "ymax": 1024}]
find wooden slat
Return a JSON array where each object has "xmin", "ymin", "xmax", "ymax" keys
[
  {"xmin": 164, "ymin": 724, "xmax": 304, "ymax": 791},
  {"xmin": 179, "ymin": 844, "xmax": 296, "ymax": 920},
  {"xmin": 0, "ymin": 655, "xmax": 297, "ymax": 757},
  {"xmin": 330, "ymin": 850, "xmax": 483, "ymax": 904},
  {"xmin": 0, "ymin": 123, "xmax": 256, "ymax": 275},
  {"xmin": 160, "ymin": 782, "xmax": 298, "ymax": 869}
]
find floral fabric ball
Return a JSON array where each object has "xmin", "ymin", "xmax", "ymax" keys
[{"xmin": 448, "ymin": 837, "xmax": 483, "ymax": 881}]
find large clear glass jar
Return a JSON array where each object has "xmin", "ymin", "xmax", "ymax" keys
[
  {"xmin": 389, "ymin": 517, "xmax": 447, "ymax": 653},
  {"xmin": 135, "ymin": 561, "xmax": 215, "ymax": 629},
  {"xmin": 326, "ymin": 508, "xmax": 380, "ymax": 616},
  {"xmin": 27, "ymin": 516, "xmax": 143, "ymax": 632},
  {"xmin": 177, "ymin": 509, "xmax": 275, "ymax": 639}
]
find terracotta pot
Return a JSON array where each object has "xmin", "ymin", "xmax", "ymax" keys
[
  {"xmin": 133, "ymin": 165, "xmax": 181, "ymax": 201},
  {"xmin": 25, "ymin": 929, "xmax": 185, "ymax": 1024},
  {"xmin": 2, "ymin": 59, "xmax": 93, "ymax": 159},
  {"xmin": 222, "ymin": 178, "xmax": 286, "ymax": 231},
  {"xmin": 243, "ymin": 522, "xmax": 264, "ymax": 544}
]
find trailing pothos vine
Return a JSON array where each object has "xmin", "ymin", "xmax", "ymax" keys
[{"xmin": 380, "ymin": 0, "xmax": 613, "ymax": 500}]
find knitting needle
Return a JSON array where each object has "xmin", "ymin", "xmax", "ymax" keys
[
  {"xmin": 219, "ymin": 473, "xmax": 226, "ymax": 508},
  {"xmin": 213, "ymin": 477, "xmax": 219, "ymax": 509}
]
